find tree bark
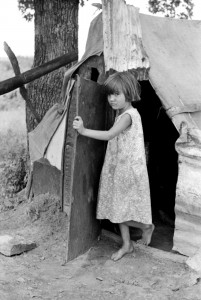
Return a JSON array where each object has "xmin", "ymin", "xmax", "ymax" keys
[{"xmin": 27, "ymin": 0, "xmax": 79, "ymax": 132}]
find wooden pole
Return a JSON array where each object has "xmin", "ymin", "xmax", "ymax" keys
[
  {"xmin": 0, "ymin": 51, "xmax": 78, "ymax": 96},
  {"xmin": 4, "ymin": 42, "xmax": 41, "ymax": 123}
]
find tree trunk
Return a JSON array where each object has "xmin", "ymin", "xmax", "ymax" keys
[{"xmin": 26, "ymin": 0, "xmax": 79, "ymax": 132}]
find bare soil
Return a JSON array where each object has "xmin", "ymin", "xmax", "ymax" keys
[{"xmin": 0, "ymin": 196, "xmax": 201, "ymax": 300}]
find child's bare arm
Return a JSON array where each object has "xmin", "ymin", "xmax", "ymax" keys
[{"xmin": 73, "ymin": 114, "xmax": 132, "ymax": 141}]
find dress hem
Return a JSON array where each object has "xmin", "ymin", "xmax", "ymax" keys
[{"xmin": 97, "ymin": 216, "xmax": 152, "ymax": 225}]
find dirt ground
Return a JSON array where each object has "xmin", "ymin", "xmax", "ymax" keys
[{"xmin": 0, "ymin": 195, "xmax": 201, "ymax": 300}]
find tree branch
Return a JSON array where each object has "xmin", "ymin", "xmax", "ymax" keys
[{"xmin": 4, "ymin": 42, "xmax": 41, "ymax": 123}]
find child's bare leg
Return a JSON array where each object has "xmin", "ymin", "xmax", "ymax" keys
[
  {"xmin": 126, "ymin": 221, "xmax": 155, "ymax": 245},
  {"xmin": 111, "ymin": 223, "xmax": 134, "ymax": 261},
  {"xmin": 137, "ymin": 224, "xmax": 155, "ymax": 245}
]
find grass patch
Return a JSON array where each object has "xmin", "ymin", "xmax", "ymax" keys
[
  {"xmin": 0, "ymin": 91, "xmax": 25, "ymax": 111},
  {"xmin": 0, "ymin": 129, "xmax": 26, "ymax": 162},
  {"xmin": 0, "ymin": 119, "xmax": 28, "ymax": 205},
  {"xmin": 0, "ymin": 56, "xmax": 33, "ymax": 111},
  {"xmin": 0, "ymin": 56, "xmax": 32, "ymax": 207},
  {"xmin": 0, "ymin": 131, "xmax": 28, "ymax": 200}
]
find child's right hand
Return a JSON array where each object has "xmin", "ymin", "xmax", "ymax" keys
[{"xmin": 73, "ymin": 116, "xmax": 85, "ymax": 135}]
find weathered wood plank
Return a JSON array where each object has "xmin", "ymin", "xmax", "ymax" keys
[
  {"xmin": 0, "ymin": 51, "xmax": 78, "ymax": 95},
  {"xmin": 63, "ymin": 76, "xmax": 106, "ymax": 262}
]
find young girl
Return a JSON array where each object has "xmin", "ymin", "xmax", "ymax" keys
[{"xmin": 73, "ymin": 71, "xmax": 154, "ymax": 261}]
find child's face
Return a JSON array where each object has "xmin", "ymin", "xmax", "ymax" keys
[{"xmin": 107, "ymin": 92, "xmax": 127, "ymax": 110}]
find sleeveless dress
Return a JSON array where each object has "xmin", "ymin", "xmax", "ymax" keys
[{"xmin": 97, "ymin": 107, "xmax": 152, "ymax": 225}]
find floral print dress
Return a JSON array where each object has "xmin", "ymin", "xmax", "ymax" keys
[{"xmin": 97, "ymin": 107, "xmax": 152, "ymax": 225}]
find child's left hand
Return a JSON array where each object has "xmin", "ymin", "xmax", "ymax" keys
[{"xmin": 73, "ymin": 116, "xmax": 85, "ymax": 134}]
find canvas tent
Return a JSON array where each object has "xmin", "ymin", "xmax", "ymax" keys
[{"xmin": 29, "ymin": 0, "xmax": 201, "ymax": 261}]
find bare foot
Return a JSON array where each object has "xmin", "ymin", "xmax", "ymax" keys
[
  {"xmin": 137, "ymin": 224, "xmax": 155, "ymax": 245},
  {"xmin": 111, "ymin": 242, "xmax": 134, "ymax": 261}
]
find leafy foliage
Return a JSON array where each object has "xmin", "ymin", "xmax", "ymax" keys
[
  {"xmin": 80, "ymin": 0, "xmax": 88, "ymax": 6},
  {"xmin": 18, "ymin": 0, "xmax": 34, "ymax": 21},
  {"xmin": 18, "ymin": 0, "xmax": 88, "ymax": 21},
  {"xmin": 18, "ymin": 0, "xmax": 194, "ymax": 21},
  {"xmin": 148, "ymin": 0, "xmax": 194, "ymax": 19}
]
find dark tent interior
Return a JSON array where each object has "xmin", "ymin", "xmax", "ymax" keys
[{"xmin": 135, "ymin": 80, "xmax": 179, "ymax": 251}]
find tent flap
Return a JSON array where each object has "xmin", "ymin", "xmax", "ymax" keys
[
  {"xmin": 166, "ymin": 104, "xmax": 201, "ymax": 118},
  {"xmin": 28, "ymin": 103, "xmax": 65, "ymax": 164}
]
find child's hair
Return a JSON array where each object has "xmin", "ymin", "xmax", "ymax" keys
[{"xmin": 103, "ymin": 71, "xmax": 141, "ymax": 102}]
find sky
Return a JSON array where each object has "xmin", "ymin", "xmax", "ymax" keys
[{"xmin": 0, "ymin": 0, "xmax": 201, "ymax": 59}]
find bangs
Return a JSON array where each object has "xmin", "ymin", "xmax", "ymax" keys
[
  {"xmin": 103, "ymin": 77, "xmax": 124, "ymax": 96},
  {"xmin": 103, "ymin": 71, "xmax": 141, "ymax": 102}
]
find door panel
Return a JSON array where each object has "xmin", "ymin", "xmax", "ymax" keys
[{"xmin": 63, "ymin": 76, "xmax": 106, "ymax": 262}]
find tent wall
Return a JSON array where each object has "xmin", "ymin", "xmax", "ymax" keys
[
  {"xmin": 139, "ymin": 13, "xmax": 201, "ymax": 256},
  {"xmin": 140, "ymin": 13, "xmax": 201, "ymax": 130}
]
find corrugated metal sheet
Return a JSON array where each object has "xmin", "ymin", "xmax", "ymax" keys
[{"xmin": 102, "ymin": 0, "xmax": 150, "ymax": 78}]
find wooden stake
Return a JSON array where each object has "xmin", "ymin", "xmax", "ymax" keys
[{"xmin": 4, "ymin": 42, "xmax": 41, "ymax": 123}]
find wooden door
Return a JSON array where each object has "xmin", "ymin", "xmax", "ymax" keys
[{"xmin": 62, "ymin": 75, "xmax": 106, "ymax": 262}]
